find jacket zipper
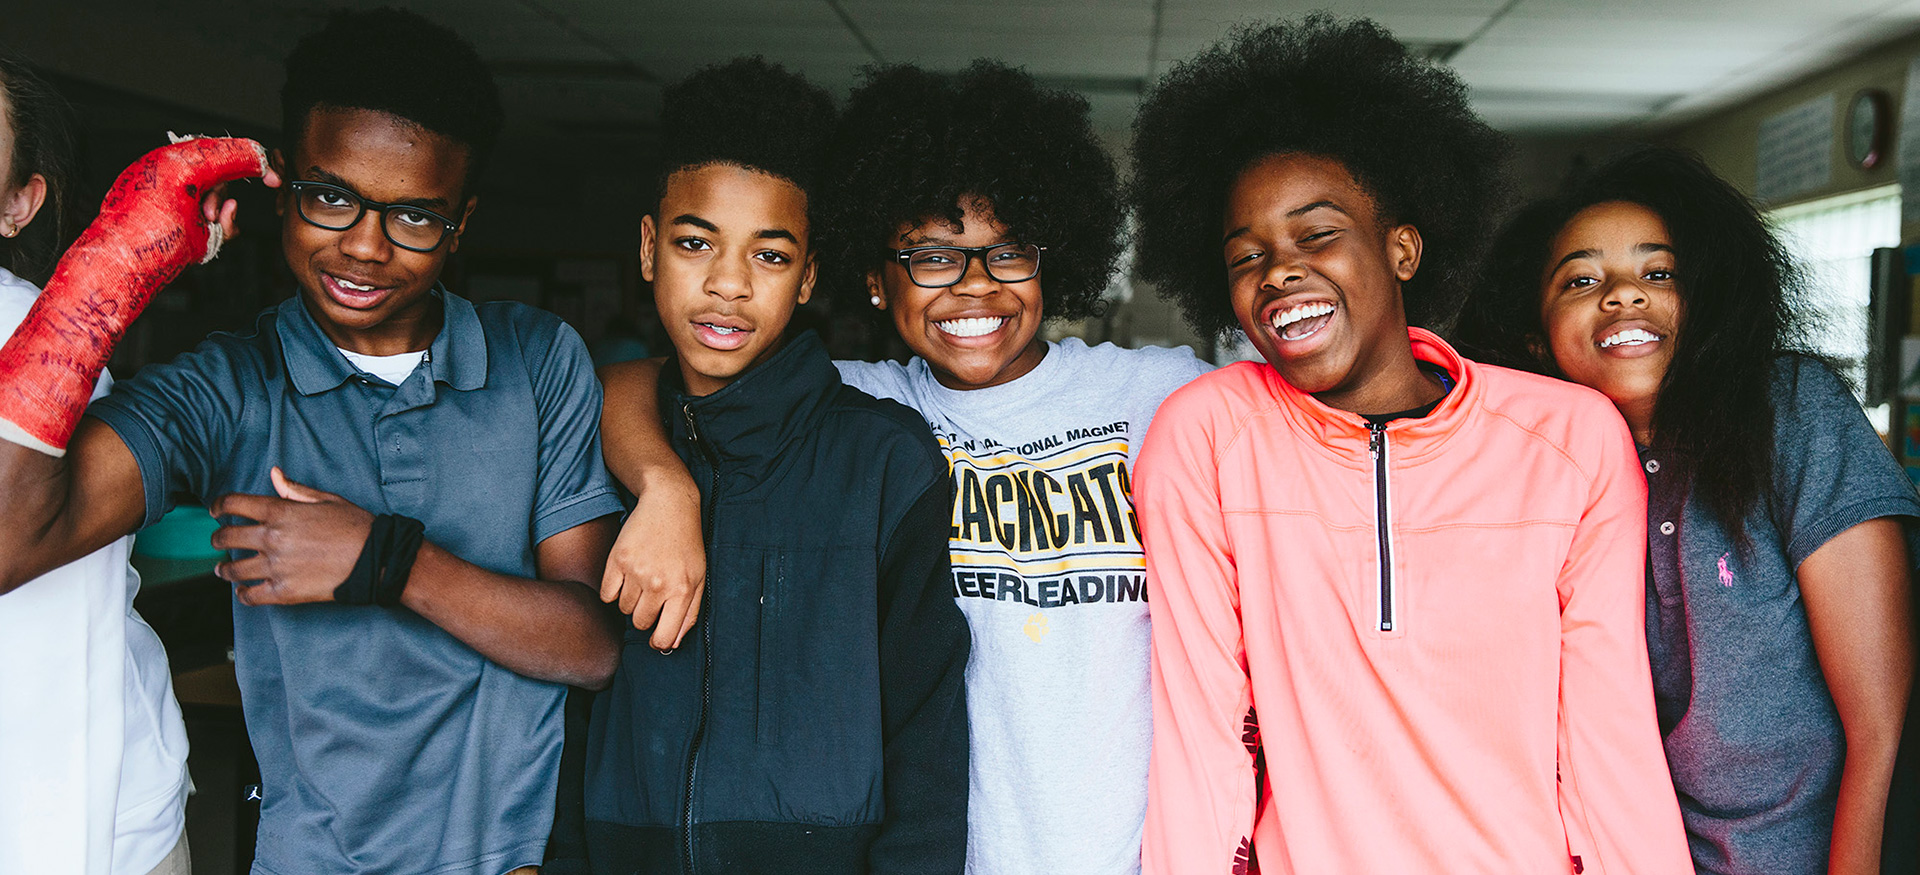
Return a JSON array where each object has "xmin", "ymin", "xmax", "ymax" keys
[
  {"xmin": 681, "ymin": 401, "xmax": 718, "ymax": 875},
  {"xmin": 1368, "ymin": 422, "xmax": 1395, "ymax": 632}
]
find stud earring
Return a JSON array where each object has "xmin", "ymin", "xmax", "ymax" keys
[{"xmin": 870, "ymin": 294, "xmax": 882, "ymax": 307}]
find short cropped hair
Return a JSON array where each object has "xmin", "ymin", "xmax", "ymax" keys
[
  {"xmin": 655, "ymin": 57, "xmax": 837, "ymax": 209},
  {"xmin": 281, "ymin": 7, "xmax": 503, "ymax": 189}
]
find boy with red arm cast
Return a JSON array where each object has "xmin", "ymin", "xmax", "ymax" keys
[
  {"xmin": 0, "ymin": 10, "xmax": 623, "ymax": 874},
  {"xmin": 1127, "ymin": 17, "xmax": 1690, "ymax": 874}
]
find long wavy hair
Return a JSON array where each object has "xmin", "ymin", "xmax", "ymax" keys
[{"xmin": 1456, "ymin": 147, "xmax": 1817, "ymax": 540}]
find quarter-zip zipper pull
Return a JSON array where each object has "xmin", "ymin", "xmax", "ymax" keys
[
  {"xmin": 682, "ymin": 402, "xmax": 701, "ymax": 445},
  {"xmin": 1368, "ymin": 422, "xmax": 1394, "ymax": 632}
]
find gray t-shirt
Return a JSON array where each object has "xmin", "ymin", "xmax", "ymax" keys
[
  {"xmin": 838, "ymin": 338, "xmax": 1211, "ymax": 875},
  {"xmin": 88, "ymin": 290, "xmax": 623, "ymax": 875},
  {"xmin": 1642, "ymin": 356, "xmax": 1920, "ymax": 875}
]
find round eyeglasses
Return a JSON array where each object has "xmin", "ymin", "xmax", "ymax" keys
[
  {"xmin": 890, "ymin": 242, "xmax": 1045, "ymax": 289},
  {"xmin": 289, "ymin": 181, "xmax": 460, "ymax": 253}
]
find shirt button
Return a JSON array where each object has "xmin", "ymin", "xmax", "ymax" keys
[
  {"xmin": 1645, "ymin": 459, "xmax": 1661, "ymax": 474},
  {"xmin": 1659, "ymin": 521, "xmax": 1675, "ymax": 535}
]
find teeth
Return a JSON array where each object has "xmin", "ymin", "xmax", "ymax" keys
[
  {"xmin": 333, "ymin": 276, "xmax": 376, "ymax": 292},
  {"xmin": 1600, "ymin": 328, "xmax": 1659, "ymax": 348},
  {"xmin": 1272, "ymin": 302, "xmax": 1334, "ymax": 330},
  {"xmin": 703, "ymin": 324, "xmax": 743, "ymax": 335},
  {"xmin": 936, "ymin": 316, "xmax": 1005, "ymax": 338}
]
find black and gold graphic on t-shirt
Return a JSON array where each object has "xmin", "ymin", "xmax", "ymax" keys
[{"xmin": 936, "ymin": 420, "xmax": 1147, "ymax": 613}]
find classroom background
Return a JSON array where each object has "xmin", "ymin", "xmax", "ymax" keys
[{"xmin": 9, "ymin": 0, "xmax": 1920, "ymax": 869}]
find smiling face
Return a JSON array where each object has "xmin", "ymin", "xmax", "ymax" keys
[
  {"xmin": 277, "ymin": 106, "xmax": 474, "ymax": 354},
  {"xmin": 644, "ymin": 162, "xmax": 815, "ymax": 397},
  {"xmin": 868, "ymin": 197, "xmax": 1046, "ymax": 391},
  {"xmin": 1537, "ymin": 200, "xmax": 1682, "ymax": 442},
  {"xmin": 1224, "ymin": 153, "xmax": 1431, "ymax": 414}
]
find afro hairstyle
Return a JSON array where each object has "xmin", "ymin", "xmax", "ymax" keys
[
  {"xmin": 820, "ymin": 60, "xmax": 1122, "ymax": 321},
  {"xmin": 281, "ymin": 7, "xmax": 502, "ymax": 189},
  {"xmin": 1129, "ymin": 15, "xmax": 1510, "ymax": 340},
  {"xmin": 654, "ymin": 57, "xmax": 837, "ymax": 211}
]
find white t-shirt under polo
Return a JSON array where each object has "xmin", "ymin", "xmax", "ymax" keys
[{"xmin": 338, "ymin": 347, "xmax": 426, "ymax": 386}]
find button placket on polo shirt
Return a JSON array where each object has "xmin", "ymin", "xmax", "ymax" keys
[
  {"xmin": 373, "ymin": 364, "xmax": 438, "ymax": 518},
  {"xmin": 1642, "ymin": 450, "xmax": 1685, "ymax": 608}
]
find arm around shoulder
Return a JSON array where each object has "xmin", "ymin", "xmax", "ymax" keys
[{"xmin": 597, "ymin": 355, "xmax": 708, "ymax": 650}]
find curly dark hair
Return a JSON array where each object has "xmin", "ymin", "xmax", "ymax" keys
[
  {"xmin": 1130, "ymin": 15, "xmax": 1510, "ymax": 339},
  {"xmin": 282, "ymin": 8, "xmax": 502, "ymax": 190},
  {"xmin": 1454, "ymin": 147, "xmax": 1814, "ymax": 543},
  {"xmin": 656, "ymin": 57, "xmax": 836, "ymax": 209},
  {"xmin": 820, "ymin": 60, "xmax": 1122, "ymax": 321},
  {"xmin": 0, "ymin": 58, "xmax": 79, "ymax": 286}
]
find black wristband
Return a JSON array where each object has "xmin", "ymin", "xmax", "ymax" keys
[{"xmin": 333, "ymin": 514, "xmax": 427, "ymax": 607}]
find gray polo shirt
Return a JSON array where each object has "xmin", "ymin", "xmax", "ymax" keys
[
  {"xmin": 1643, "ymin": 356, "xmax": 1920, "ymax": 875},
  {"xmin": 88, "ymin": 289, "xmax": 623, "ymax": 875}
]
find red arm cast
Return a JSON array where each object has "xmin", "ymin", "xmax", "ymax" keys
[{"xmin": 0, "ymin": 136, "xmax": 269, "ymax": 455}]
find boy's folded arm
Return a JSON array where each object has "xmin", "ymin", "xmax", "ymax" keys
[
  {"xmin": 402, "ymin": 513, "xmax": 624, "ymax": 689},
  {"xmin": 0, "ymin": 417, "xmax": 147, "ymax": 594},
  {"xmin": 869, "ymin": 478, "xmax": 970, "ymax": 875},
  {"xmin": 212, "ymin": 473, "xmax": 624, "ymax": 689},
  {"xmin": 598, "ymin": 356, "xmax": 706, "ymax": 650}
]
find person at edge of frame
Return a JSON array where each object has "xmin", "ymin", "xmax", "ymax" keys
[
  {"xmin": 0, "ymin": 57, "xmax": 193, "ymax": 875},
  {"xmin": 1455, "ymin": 147, "xmax": 1917, "ymax": 875}
]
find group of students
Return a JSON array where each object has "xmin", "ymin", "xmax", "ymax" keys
[{"xmin": 0, "ymin": 7, "xmax": 1912, "ymax": 875}]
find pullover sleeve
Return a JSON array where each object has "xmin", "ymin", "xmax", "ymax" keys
[
  {"xmin": 869, "ymin": 476, "xmax": 970, "ymax": 875},
  {"xmin": 1554, "ymin": 409, "xmax": 1691, "ymax": 874},
  {"xmin": 1135, "ymin": 388, "xmax": 1256, "ymax": 875}
]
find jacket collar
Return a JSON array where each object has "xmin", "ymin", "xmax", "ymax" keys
[
  {"xmin": 1264, "ymin": 327, "xmax": 1480, "ymax": 466},
  {"xmin": 658, "ymin": 330, "xmax": 840, "ymax": 471},
  {"xmin": 279, "ymin": 286, "xmax": 488, "ymax": 396}
]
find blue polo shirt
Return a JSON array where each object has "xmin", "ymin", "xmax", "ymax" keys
[
  {"xmin": 88, "ymin": 289, "xmax": 624, "ymax": 875},
  {"xmin": 1642, "ymin": 356, "xmax": 1920, "ymax": 875}
]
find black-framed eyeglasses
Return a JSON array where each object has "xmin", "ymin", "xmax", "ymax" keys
[
  {"xmin": 288, "ymin": 181, "xmax": 460, "ymax": 253},
  {"xmin": 890, "ymin": 242, "xmax": 1045, "ymax": 288}
]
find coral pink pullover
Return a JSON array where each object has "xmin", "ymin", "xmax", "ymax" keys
[{"xmin": 1135, "ymin": 330, "xmax": 1688, "ymax": 875}]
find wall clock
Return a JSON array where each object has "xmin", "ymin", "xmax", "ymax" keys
[{"xmin": 1848, "ymin": 89, "xmax": 1891, "ymax": 170}]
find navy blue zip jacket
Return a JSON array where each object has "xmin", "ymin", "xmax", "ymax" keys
[{"xmin": 581, "ymin": 331, "xmax": 969, "ymax": 874}]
